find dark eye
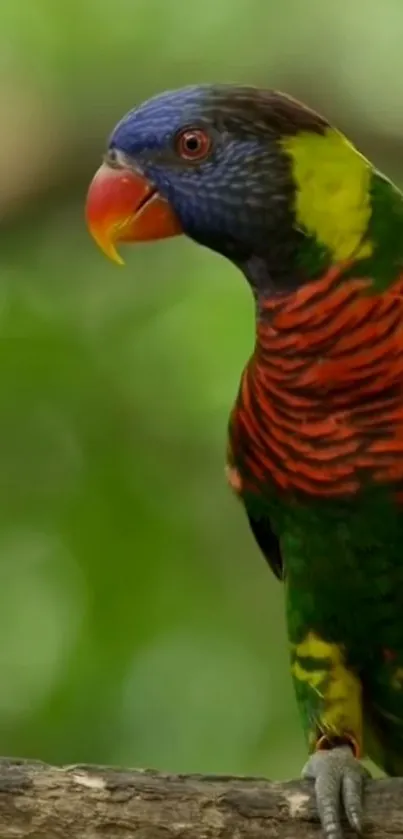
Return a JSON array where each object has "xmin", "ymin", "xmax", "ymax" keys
[{"xmin": 175, "ymin": 128, "xmax": 212, "ymax": 161}]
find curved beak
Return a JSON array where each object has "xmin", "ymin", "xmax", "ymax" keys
[{"xmin": 85, "ymin": 163, "xmax": 182, "ymax": 265}]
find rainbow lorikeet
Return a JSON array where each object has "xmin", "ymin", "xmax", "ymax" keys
[{"xmin": 86, "ymin": 84, "xmax": 403, "ymax": 838}]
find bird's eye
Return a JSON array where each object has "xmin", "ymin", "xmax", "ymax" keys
[{"xmin": 175, "ymin": 128, "xmax": 212, "ymax": 161}]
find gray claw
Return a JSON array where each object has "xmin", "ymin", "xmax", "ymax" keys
[{"xmin": 302, "ymin": 745, "xmax": 369, "ymax": 838}]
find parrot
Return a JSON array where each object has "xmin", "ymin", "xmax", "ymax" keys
[{"xmin": 85, "ymin": 83, "xmax": 403, "ymax": 839}]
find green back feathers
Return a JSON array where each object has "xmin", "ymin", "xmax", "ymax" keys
[
  {"xmin": 282, "ymin": 128, "xmax": 403, "ymax": 289},
  {"xmin": 365, "ymin": 172, "xmax": 403, "ymax": 290}
]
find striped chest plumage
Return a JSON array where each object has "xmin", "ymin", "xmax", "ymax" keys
[{"xmin": 229, "ymin": 265, "xmax": 403, "ymax": 501}]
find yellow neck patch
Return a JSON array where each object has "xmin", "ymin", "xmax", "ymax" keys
[{"xmin": 281, "ymin": 129, "xmax": 373, "ymax": 262}]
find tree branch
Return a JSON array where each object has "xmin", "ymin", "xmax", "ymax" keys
[{"xmin": 0, "ymin": 758, "xmax": 400, "ymax": 837}]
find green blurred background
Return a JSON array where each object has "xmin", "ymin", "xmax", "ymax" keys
[{"xmin": 0, "ymin": 0, "xmax": 401, "ymax": 779}]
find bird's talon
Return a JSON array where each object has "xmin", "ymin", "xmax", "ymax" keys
[{"xmin": 302, "ymin": 745, "xmax": 369, "ymax": 838}]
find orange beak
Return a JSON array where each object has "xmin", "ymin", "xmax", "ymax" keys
[{"xmin": 85, "ymin": 163, "xmax": 183, "ymax": 265}]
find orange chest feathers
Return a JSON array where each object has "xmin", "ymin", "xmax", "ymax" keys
[{"xmin": 228, "ymin": 267, "xmax": 403, "ymax": 499}]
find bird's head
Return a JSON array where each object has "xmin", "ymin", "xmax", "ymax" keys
[{"xmin": 86, "ymin": 84, "xmax": 371, "ymax": 293}]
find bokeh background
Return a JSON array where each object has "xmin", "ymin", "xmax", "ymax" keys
[{"xmin": 0, "ymin": 0, "xmax": 401, "ymax": 778}]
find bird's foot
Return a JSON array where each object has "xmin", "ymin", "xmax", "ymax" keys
[{"xmin": 302, "ymin": 740, "xmax": 370, "ymax": 839}]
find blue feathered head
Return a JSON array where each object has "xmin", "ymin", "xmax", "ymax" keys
[{"xmin": 86, "ymin": 84, "xmax": 328, "ymax": 290}]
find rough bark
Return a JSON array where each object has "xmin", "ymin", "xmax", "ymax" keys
[{"xmin": 0, "ymin": 758, "xmax": 401, "ymax": 837}]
